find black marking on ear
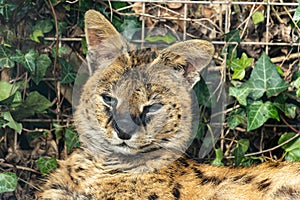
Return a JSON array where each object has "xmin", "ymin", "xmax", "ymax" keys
[
  {"xmin": 257, "ymin": 178, "xmax": 271, "ymax": 191},
  {"xmin": 148, "ymin": 193, "xmax": 159, "ymax": 200}
]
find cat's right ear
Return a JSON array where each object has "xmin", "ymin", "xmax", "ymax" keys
[{"xmin": 85, "ymin": 10, "xmax": 129, "ymax": 72}]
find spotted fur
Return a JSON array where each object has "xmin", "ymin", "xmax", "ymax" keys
[{"xmin": 39, "ymin": 10, "xmax": 300, "ymax": 200}]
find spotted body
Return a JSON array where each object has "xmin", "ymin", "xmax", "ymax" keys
[{"xmin": 39, "ymin": 10, "xmax": 300, "ymax": 200}]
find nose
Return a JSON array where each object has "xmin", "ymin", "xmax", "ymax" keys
[{"xmin": 113, "ymin": 119, "xmax": 137, "ymax": 140}]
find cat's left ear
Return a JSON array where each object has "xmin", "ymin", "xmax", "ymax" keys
[{"xmin": 155, "ymin": 40, "xmax": 214, "ymax": 87}]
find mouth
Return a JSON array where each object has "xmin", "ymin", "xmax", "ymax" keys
[{"xmin": 117, "ymin": 142, "xmax": 131, "ymax": 148}]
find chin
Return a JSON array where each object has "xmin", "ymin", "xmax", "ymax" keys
[{"xmin": 112, "ymin": 145, "xmax": 138, "ymax": 155}]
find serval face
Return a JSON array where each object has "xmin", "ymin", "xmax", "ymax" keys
[{"xmin": 74, "ymin": 10, "xmax": 214, "ymax": 171}]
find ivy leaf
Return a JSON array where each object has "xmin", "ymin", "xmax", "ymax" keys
[
  {"xmin": 240, "ymin": 156, "xmax": 264, "ymax": 167},
  {"xmin": 211, "ymin": 148, "xmax": 224, "ymax": 166},
  {"xmin": 278, "ymin": 132, "xmax": 300, "ymax": 162},
  {"xmin": 30, "ymin": 29, "xmax": 44, "ymax": 43},
  {"xmin": 230, "ymin": 53, "xmax": 253, "ymax": 80},
  {"xmin": 111, "ymin": 2, "xmax": 127, "ymax": 9},
  {"xmin": 36, "ymin": 157, "xmax": 58, "ymax": 175},
  {"xmin": 0, "ymin": 45, "xmax": 14, "ymax": 68},
  {"xmin": 227, "ymin": 108, "xmax": 246, "ymax": 130},
  {"xmin": 223, "ymin": 30, "xmax": 240, "ymax": 61},
  {"xmin": 52, "ymin": 46, "xmax": 68, "ymax": 57},
  {"xmin": 32, "ymin": 54, "xmax": 52, "ymax": 85},
  {"xmin": 246, "ymin": 101, "xmax": 279, "ymax": 131},
  {"xmin": 145, "ymin": 32, "xmax": 177, "ymax": 44},
  {"xmin": 65, "ymin": 127, "xmax": 80, "ymax": 154},
  {"xmin": 252, "ymin": 11, "xmax": 264, "ymax": 25},
  {"xmin": 229, "ymin": 85, "xmax": 250, "ymax": 106},
  {"xmin": 1, "ymin": 112, "xmax": 22, "ymax": 134},
  {"xmin": 59, "ymin": 58, "xmax": 76, "ymax": 84},
  {"xmin": 247, "ymin": 53, "xmax": 289, "ymax": 99},
  {"xmin": 0, "ymin": 1, "xmax": 18, "ymax": 22},
  {"xmin": 194, "ymin": 77, "xmax": 211, "ymax": 107},
  {"xmin": 11, "ymin": 49, "xmax": 38, "ymax": 72},
  {"xmin": 33, "ymin": 19, "xmax": 53, "ymax": 34},
  {"xmin": 293, "ymin": 6, "xmax": 300, "ymax": 21},
  {"xmin": 121, "ymin": 18, "xmax": 141, "ymax": 40},
  {"xmin": 233, "ymin": 139, "xmax": 249, "ymax": 166},
  {"xmin": 0, "ymin": 81, "xmax": 18, "ymax": 102},
  {"xmin": 294, "ymin": 76, "xmax": 300, "ymax": 97},
  {"xmin": 274, "ymin": 95, "xmax": 297, "ymax": 119},
  {"xmin": 11, "ymin": 91, "xmax": 52, "ymax": 120},
  {"xmin": 0, "ymin": 172, "xmax": 18, "ymax": 193}
]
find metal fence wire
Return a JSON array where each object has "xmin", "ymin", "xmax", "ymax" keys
[{"xmin": 105, "ymin": 0, "xmax": 300, "ymax": 66}]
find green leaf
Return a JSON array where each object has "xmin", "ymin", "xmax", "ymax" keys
[
  {"xmin": 33, "ymin": 19, "xmax": 53, "ymax": 34},
  {"xmin": 1, "ymin": 112, "xmax": 22, "ymax": 134},
  {"xmin": 0, "ymin": 45, "xmax": 14, "ymax": 68},
  {"xmin": 252, "ymin": 11, "xmax": 264, "ymax": 25},
  {"xmin": 229, "ymin": 85, "xmax": 250, "ymax": 106},
  {"xmin": 247, "ymin": 53, "xmax": 289, "ymax": 99},
  {"xmin": 11, "ymin": 91, "xmax": 52, "ymax": 120},
  {"xmin": 0, "ymin": 81, "xmax": 18, "ymax": 102},
  {"xmin": 65, "ymin": 127, "xmax": 80, "ymax": 154},
  {"xmin": 52, "ymin": 46, "xmax": 68, "ymax": 57},
  {"xmin": 111, "ymin": 2, "xmax": 127, "ymax": 9},
  {"xmin": 32, "ymin": 54, "xmax": 52, "ymax": 84},
  {"xmin": 211, "ymin": 148, "xmax": 224, "ymax": 166},
  {"xmin": 59, "ymin": 58, "xmax": 76, "ymax": 84},
  {"xmin": 11, "ymin": 49, "xmax": 38, "ymax": 72},
  {"xmin": 145, "ymin": 32, "xmax": 177, "ymax": 44},
  {"xmin": 121, "ymin": 18, "xmax": 141, "ymax": 40},
  {"xmin": 0, "ymin": 172, "xmax": 18, "ymax": 193},
  {"xmin": 274, "ymin": 95, "xmax": 297, "ymax": 119},
  {"xmin": 30, "ymin": 29, "xmax": 44, "ymax": 43},
  {"xmin": 276, "ymin": 66, "xmax": 284, "ymax": 75},
  {"xmin": 53, "ymin": 123, "xmax": 63, "ymax": 141},
  {"xmin": 230, "ymin": 53, "xmax": 253, "ymax": 80},
  {"xmin": 194, "ymin": 77, "xmax": 211, "ymax": 107},
  {"xmin": 227, "ymin": 108, "xmax": 246, "ymax": 130},
  {"xmin": 224, "ymin": 30, "xmax": 240, "ymax": 61},
  {"xmin": 240, "ymin": 156, "xmax": 264, "ymax": 167},
  {"xmin": 225, "ymin": 29, "xmax": 241, "ymax": 43},
  {"xmin": 278, "ymin": 132, "xmax": 300, "ymax": 162},
  {"xmin": 293, "ymin": 6, "xmax": 300, "ymax": 21},
  {"xmin": 36, "ymin": 157, "xmax": 58, "ymax": 175},
  {"xmin": 294, "ymin": 76, "xmax": 300, "ymax": 97},
  {"xmin": 233, "ymin": 139, "xmax": 249, "ymax": 166},
  {"xmin": 246, "ymin": 101, "xmax": 279, "ymax": 131},
  {"xmin": 0, "ymin": 1, "xmax": 17, "ymax": 22}
]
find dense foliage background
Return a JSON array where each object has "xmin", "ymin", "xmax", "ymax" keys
[{"xmin": 0, "ymin": 1, "xmax": 299, "ymax": 199}]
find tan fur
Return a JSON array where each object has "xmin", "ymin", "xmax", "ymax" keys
[{"xmin": 39, "ymin": 10, "xmax": 300, "ymax": 200}]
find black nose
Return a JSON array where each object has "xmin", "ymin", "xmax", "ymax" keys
[{"xmin": 113, "ymin": 119, "xmax": 136, "ymax": 140}]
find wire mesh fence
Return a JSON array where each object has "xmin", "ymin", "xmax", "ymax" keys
[{"xmin": 101, "ymin": 0, "xmax": 300, "ymax": 64}]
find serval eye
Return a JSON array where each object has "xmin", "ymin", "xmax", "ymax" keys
[
  {"xmin": 144, "ymin": 103, "xmax": 163, "ymax": 114},
  {"xmin": 101, "ymin": 94, "xmax": 117, "ymax": 106}
]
